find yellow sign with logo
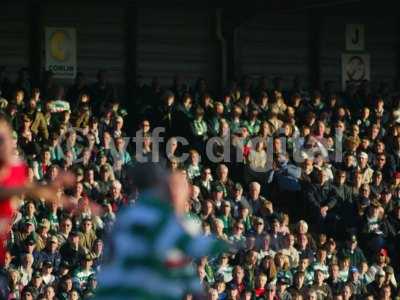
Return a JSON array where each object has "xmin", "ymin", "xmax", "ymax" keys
[{"xmin": 45, "ymin": 27, "xmax": 76, "ymax": 78}]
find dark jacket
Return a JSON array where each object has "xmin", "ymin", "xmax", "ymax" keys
[
  {"xmin": 339, "ymin": 246, "xmax": 367, "ymax": 268},
  {"xmin": 60, "ymin": 243, "xmax": 85, "ymax": 269},
  {"xmin": 304, "ymin": 182, "xmax": 338, "ymax": 221}
]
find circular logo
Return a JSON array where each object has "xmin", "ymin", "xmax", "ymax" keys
[
  {"xmin": 345, "ymin": 56, "xmax": 366, "ymax": 82},
  {"xmin": 49, "ymin": 30, "xmax": 73, "ymax": 62}
]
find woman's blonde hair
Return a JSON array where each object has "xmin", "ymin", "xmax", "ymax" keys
[
  {"xmin": 8, "ymin": 268, "xmax": 21, "ymax": 283},
  {"xmin": 274, "ymin": 252, "xmax": 290, "ymax": 270}
]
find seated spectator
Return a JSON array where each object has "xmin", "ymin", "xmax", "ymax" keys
[
  {"xmin": 39, "ymin": 236, "xmax": 61, "ymax": 271},
  {"xmin": 338, "ymin": 234, "xmax": 366, "ymax": 268},
  {"xmin": 41, "ymin": 261, "xmax": 55, "ymax": 285},
  {"xmin": 186, "ymin": 149, "xmax": 202, "ymax": 181},
  {"xmin": 214, "ymin": 253, "xmax": 233, "ymax": 283},
  {"xmin": 78, "ymin": 218, "xmax": 97, "ymax": 254},
  {"xmin": 247, "ymin": 140, "xmax": 267, "ymax": 172},
  {"xmin": 247, "ymin": 182, "xmax": 267, "ymax": 216},
  {"xmin": 60, "ymin": 232, "xmax": 85, "ymax": 269},
  {"xmin": 253, "ymin": 272, "xmax": 269, "ymax": 299},
  {"xmin": 73, "ymin": 254, "xmax": 95, "ymax": 292}
]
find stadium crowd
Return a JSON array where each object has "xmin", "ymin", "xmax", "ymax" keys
[{"xmin": 1, "ymin": 66, "xmax": 400, "ymax": 300}]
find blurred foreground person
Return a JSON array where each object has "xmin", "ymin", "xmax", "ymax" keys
[
  {"xmin": 0, "ymin": 114, "xmax": 74, "ymax": 298},
  {"xmin": 95, "ymin": 163, "xmax": 224, "ymax": 300}
]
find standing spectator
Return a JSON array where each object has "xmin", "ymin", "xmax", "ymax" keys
[{"xmin": 90, "ymin": 70, "xmax": 115, "ymax": 115}]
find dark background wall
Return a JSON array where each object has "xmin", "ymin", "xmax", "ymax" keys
[
  {"xmin": 237, "ymin": 13, "xmax": 310, "ymax": 89},
  {"xmin": 1, "ymin": 1, "xmax": 399, "ymax": 98},
  {"xmin": 137, "ymin": 7, "xmax": 218, "ymax": 88},
  {"xmin": 0, "ymin": 1, "xmax": 29, "ymax": 82}
]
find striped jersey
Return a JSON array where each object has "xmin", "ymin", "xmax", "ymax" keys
[{"xmin": 95, "ymin": 193, "xmax": 224, "ymax": 300}]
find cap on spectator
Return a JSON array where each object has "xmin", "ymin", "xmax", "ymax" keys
[
  {"xmin": 75, "ymin": 168, "xmax": 84, "ymax": 176},
  {"xmin": 381, "ymin": 187, "xmax": 391, "ymax": 195},
  {"xmin": 347, "ymin": 234, "xmax": 357, "ymax": 242},
  {"xmin": 220, "ymin": 252, "xmax": 229, "ymax": 259},
  {"xmin": 82, "ymin": 216, "xmax": 92, "ymax": 223},
  {"xmin": 314, "ymin": 265, "xmax": 325, "ymax": 272},
  {"xmin": 384, "ymin": 266, "xmax": 394, "ymax": 275},
  {"xmin": 70, "ymin": 230, "xmax": 80, "ymax": 237},
  {"xmin": 378, "ymin": 248, "xmax": 388, "ymax": 257},
  {"xmin": 88, "ymin": 274, "xmax": 97, "ymax": 281},
  {"xmin": 22, "ymin": 286, "xmax": 37, "ymax": 298},
  {"xmin": 214, "ymin": 273, "xmax": 224, "ymax": 282},
  {"xmin": 38, "ymin": 218, "xmax": 50, "ymax": 229},
  {"xmin": 60, "ymin": 261, "xmax": 70, "ymax": 269},
  {"xmin": 238, "ymin": 202, "xmax": 250, "ymax": 210},
  {"xmin": 234, "ymin": 182, "xmax": 243, "ymax": 191},
  {"xmin": 299, "ymin": 252, "xmax": 311, "ymax": 260},
  {"xmin": 394, "ymin": 172, "xmax": 400, "ymax": 179},
  {"xmin": 229, "ymin": 283, "xmax": 238, "ymax": 290},
  {"xmin": 350, "ymin": 266, "xmax": 359, "ymax": 273},
  {"xmin": 359, "ymin": 152, "xmax": 368, "ymax": 160},
  {"xmin": 25, "ymin": 238, "xmax": 36, "ymax": 246},
  {"xmin": 277, "ymin": 277, "xmax": 290, "ymax": 285},
  {"xmin": 255, "ymin": 217, "xmax": 264, "ymax": 225},
  {"xmin": 212, "ymin": 184, "xmax": 224, "ymax": 193},
  {"xmin": 250, "ymin": 105, "xmax": 260, "ymax": 113},
  {"xmin": 377, "ymin": 269, "xmax": 386, "ymax": 277},
  {"xmin": 97, "ymin": 150, "xmax": 106, "ymax": 158},
  {"xmin": 23, "ymin": 218, "xmax": 34, "ymax": 226},
  {"xmin": 43, "ymin": 260, "xmax": 53, "ymax": 268},
  {"xmin": 32, "ymin": 271, "xmax": 42, "ymax": 278}
]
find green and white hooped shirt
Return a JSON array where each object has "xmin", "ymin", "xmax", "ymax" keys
[{"xmin": 95, "ymin": 193, "xmax": 225, "ymax": 300}]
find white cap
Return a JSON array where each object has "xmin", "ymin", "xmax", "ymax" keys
[{"xmin": 358, "ymin": 152, "xmax": 368, "ymax": 159}]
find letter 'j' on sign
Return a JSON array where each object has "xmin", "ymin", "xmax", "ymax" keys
[{"xmin": 346, "ymin": 24, "xmax": 365, "ymax": 51}]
